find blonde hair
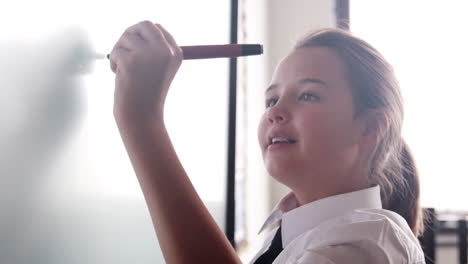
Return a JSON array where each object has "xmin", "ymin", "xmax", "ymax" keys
[{"xmin": 294, "ymin": 28, "xmax": 423, "ymax": 236}]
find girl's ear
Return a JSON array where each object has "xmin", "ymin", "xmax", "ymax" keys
[{"xmin": 358, "ymin": 108, "xmax": 389, "ymax": 148}]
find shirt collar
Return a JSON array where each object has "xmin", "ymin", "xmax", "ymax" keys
[{"xmin": 258, "ymin": 185, "xmax": 382, "ymax": 248}]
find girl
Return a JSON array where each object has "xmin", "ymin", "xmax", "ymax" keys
[{"xmin": 109, "ymin": 21, "xmax": 425, "ymax": 263}]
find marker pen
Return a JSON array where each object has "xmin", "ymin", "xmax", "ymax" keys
[{"xmin": 106, "ymin": 44, "xmax": 263, "ymax": 60}]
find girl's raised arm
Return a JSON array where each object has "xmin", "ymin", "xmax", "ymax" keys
[{"xmin": 110, "ymin": 21, "xmax": 241, "ymax": 264}]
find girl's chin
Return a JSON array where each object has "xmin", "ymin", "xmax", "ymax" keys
[
  {"xmin": 265, "ymin": 159, "xmax": 295, "ymax": 171},
  {"xmin": 266, "ymin": 165, "xmax": 295, "ymax": 182}
]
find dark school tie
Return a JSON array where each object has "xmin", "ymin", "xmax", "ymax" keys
[{"xmin": 254, "ymin": 226, "xmax": 283, "ymax": 264}]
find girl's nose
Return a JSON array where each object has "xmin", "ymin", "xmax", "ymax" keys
[{"xmin": 267, "ymin": 105, "xmax": 289, "ymax": 124}]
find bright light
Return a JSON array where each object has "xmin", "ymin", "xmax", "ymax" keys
[{"xmin": 351, "ymin": 0, "xmax": 468, "ymax": 210}]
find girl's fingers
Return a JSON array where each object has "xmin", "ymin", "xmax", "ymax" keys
[
  {"xmin": 116, "ymin": 27, "xmax": 146, "ymax": 52},
  {"xmin": 136, "ymin": 20, "xmax": 167, "ymax": 44},
  {"xmin": 131, "ymin": 21, "xmax": 174, "ymax": 56},
  {"xmin": 109, "ymin": 21, "xmax": 181, "ymax": 74},
  {"xmin": 123, "ymin": 23, "xmax": 148, "ymax": 42},
  {"xmin": 122, "ymin": 31, "xmax": 146, "ymax": 48},
  {"xmin": 109, "ymin": 23, "xmax": 147, "ymax": 67},
  {"xmin": 155, "ymin": 24, "xmax": 183, "ymax": 55},
  {"xmin": 109, "ymin": 23, "xmax": 149, "ymax": 74}
]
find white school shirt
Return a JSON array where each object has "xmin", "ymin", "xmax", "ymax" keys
[{"xmin": 249, "ymin": 186, "xmax": 425, "ymax": 264}]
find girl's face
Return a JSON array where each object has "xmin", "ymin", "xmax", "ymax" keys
[{"xmin": 258, "ymin": 47, "xmax": 366, "ymax": 190}]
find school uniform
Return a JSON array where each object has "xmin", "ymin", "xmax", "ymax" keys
[{"xmin": 250, "ymin": 185, "xmax": 425, "ymax": 264}]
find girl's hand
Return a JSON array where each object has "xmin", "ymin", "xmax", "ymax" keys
[{"xmin": 109, "ymin": 21, "xmax": 182, "ymax": 125}]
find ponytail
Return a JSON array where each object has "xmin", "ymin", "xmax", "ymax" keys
[{"xmin": 382, "ymin": 140, "xmax": 424, "ymax": 237}]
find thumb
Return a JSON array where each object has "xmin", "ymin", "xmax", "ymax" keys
[{"xmin": 110, "ymin": 59, "xmax": 117, "ymax": 73}]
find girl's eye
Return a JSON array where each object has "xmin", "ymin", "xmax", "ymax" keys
[
  {"xmin": 265, "ymin": 98, "xmax": 277, "ymax": 108},
  {"xmin": 299, "ymin": 92, "xmax": 320, "ymax": 101}
]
